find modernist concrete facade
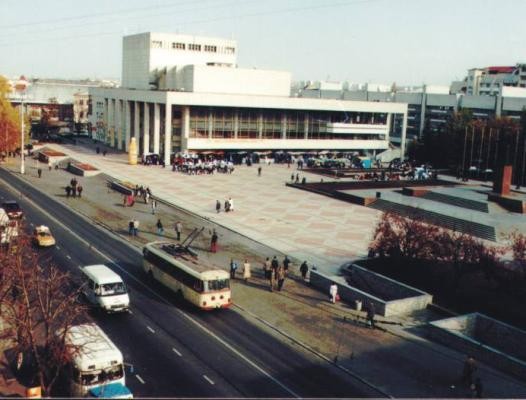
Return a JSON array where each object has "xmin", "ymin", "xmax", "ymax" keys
[
  {"xmin": 297, "ymin": 84, "xmax": 526, "ymax": 140},
  {"xmin": 90, "ymin": 87, "xmax": 408, "ymax": 165},
  {"xmin": 89, "ymin": 32, "xmax": 409, "ymax": 163}
]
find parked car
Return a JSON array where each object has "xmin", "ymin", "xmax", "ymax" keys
[
  {"xmin": 2, "ymin": 201, "xmax": 23, "ymax": 219},
  {"xmin": 33, "ymin": 225, "xmax": 56, "ymax": 247}
]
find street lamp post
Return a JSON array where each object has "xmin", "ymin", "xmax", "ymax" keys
[{"xmin": 15, "ymin": 76, "xmax": 28, "ymax": 174}]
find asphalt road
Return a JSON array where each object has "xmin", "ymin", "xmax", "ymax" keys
[{"xmin": 0, "ymin": 168, "xmax": 375, "ymax": 398}]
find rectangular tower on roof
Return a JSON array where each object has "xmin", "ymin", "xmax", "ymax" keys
[{"xmin": 122, "ymin": 32, "xmax": 237, "ymax": 90}]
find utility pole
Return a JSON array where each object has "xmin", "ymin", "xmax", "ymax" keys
[{"xmin": 15, "ymin": 76, "xmax": 28, "ymax": 175}]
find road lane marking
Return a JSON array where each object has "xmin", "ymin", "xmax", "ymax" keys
[
  {"xmin": 0, "ymin": 176, "xmax": 301, "ymax": 399},
  {"xmin": 172, "ymin": 347, "xmax": 182, "ymax": 357},
  {"xmin": 66, "ymin": 255, "xmax": 71, "ymax": 260},
  {"xmin": 146, "ymin": 326, "xmax": 155, "ymax": 334},
  {"xmin": 203, "ymin": 375, "xmax": 215, "ymax": 385},
  {"xmin": 56, "ymin": 245, "xmax": 61, "ymax": 250},
  {"xmin": 135, "ymin": 374, "xmax": 145, "ymax": 384},
  {"xmin": 29, "ymin": 222, "xmax": 34, "ymax": 226},
  {"xmin": 128, "ymin": 309, "xmax": 133, "ymax": 315}
]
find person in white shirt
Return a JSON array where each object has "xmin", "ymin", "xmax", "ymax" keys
[{"xmin": 329, "ymin": 283, "xmax": 338, "ymax": 303}]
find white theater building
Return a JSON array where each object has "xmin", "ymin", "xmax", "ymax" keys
[{"xmin": 89, "ymin": 32, "xmax": 408, "ymax": 164}]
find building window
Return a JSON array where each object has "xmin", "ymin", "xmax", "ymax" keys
[
  {"xmin": 224, "ymin": 46, "xmax": 235, "ymax": 54},
  {"xmin": 172, "ymin": 42, "xmax": 185, "ymax": 50},
  {"xmin": 151, "ymin": 40, "xmax": 163, "ymax": 48},
  {"xmin": 188, "ymin": 43, "xmax": 201, "ymax": 51},
  {"xmin": 204, "ymin": 45, "xmax": 217, "ymax": 53}
]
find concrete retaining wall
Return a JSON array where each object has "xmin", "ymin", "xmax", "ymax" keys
[
  {"xmin": 310, "ymin": 265, "xmax": 432, "ymax": 317},
  {"xmin": 428, "ymin": 313, "xmax": 526, "ymax": 380}
]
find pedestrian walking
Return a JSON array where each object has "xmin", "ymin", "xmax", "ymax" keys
[
  {"xmin": 65, "ymin": 185, "xmax": 71, "ymax": 198},
  {"xmin": 224, "ymin": 199, "xmax": 230, "ymax": 212},
  {"xmin": 128, "ymin": 220, "xmax": 134, "ymax": 235},
  {"xmin": 258, "ymin": 166, "xmax": 262, "ymax": 176},
  {"xmin": 263, "ymin": 257, "xmax": 271, "ymax": 279},
  {"xmin": 271, "ymin": 255, "xmax": 279, "ymax": 271},
  {"xmin": 77, "ymin": 185, "xmax": 83, "ymax": 198},
  {"xmin": 366, "ymin": 302, "xmax": 376, "ymax": 328},
  {"xmin": 216, "ymin": 200, "xmax": 221, "ymax": 213},
  {"xmin": 243, "ymin": 259, "xmax": 251, "ymax": 282},
  {"xmin": 228, "ymin": 197, "xmax": 234, "ymax": 212},
  {"xmin": 283, "ymin": 255, "xmax": 290, "ymax": 271},
  {"xmin": 300, "ymin": 261, "xmax": 308, "ymax": 281},
  {"xmin": 156, "ymin": 219, "xmax": 164, "ymax": 236},
  {"xmin": 37, "ymin": 168, "xmax": 42, "ymax": 178},
  {"xmin": 277, "ymin": 265, "xmax": 286, "ymax": 291},
  {"xmin": 133, "ymin": 219, "xmax": 139, "ymax": 236},
  {"xmin": 229, "ymin": 259, "xmax": 238, "ymax": 279},
  {"xmin": 151, "ymin": 199, "xmax": 157, "ymax": 214},
  {"xmin": 474, "ymin": 377, "xmax": 483, "ymax": 398},
  {"xmin": 291, "ymin": 173, "xmax": 294, "ymax": 182},
  {"xmin": 48, "ymin": 161, "xmax": 52, "ymax": 171},
  {"xmin": 210, "ymin": 230, "xmax": 218, "ymax": 253},
  {"xmin": 461, "ymin": 356, "xmax": 477, "ymax": 386},
  {"xmin": 295, "ymin": 173, "xmax": 299, "ymax": 183},
  {"xmin": 175, "ymin": 221, "xmax": 182, "ymax": 241},
  {"xmin": 269, "ymin": 267, "xmax": 275, "ymax": 292},
  {"xmin": 329, "ymin": 283, "xmax": 338, "ymax": 303}
]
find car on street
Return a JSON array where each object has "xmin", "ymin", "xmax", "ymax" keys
[
  {"xmin": 2, "ymin": 200, "xmax": 23, "ymax": 219},
  {"xmin": 33, "ymin": 225, "xmax": 56, "ymax": 247}
]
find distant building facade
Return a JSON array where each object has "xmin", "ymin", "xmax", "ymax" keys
[
  {"xmin": 89, "ymin": 32, "xmax": 408, "ymax": 164},
  {"xmin": 293, "ymin": 81, "xmax": 526, "ymax": 141}
]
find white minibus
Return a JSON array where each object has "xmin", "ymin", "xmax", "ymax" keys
[
  {"xmin": 63, "ymin": 323, "xmax": 133, "ymax": 398},
  {"xmin": 81, "ymin": 265, "xmax": 130, "ymax": 312}
]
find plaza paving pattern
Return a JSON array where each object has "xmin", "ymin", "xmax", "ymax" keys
[{"xmin": 40, "ymin": 142, "xmax": 380, "ymax": 274}]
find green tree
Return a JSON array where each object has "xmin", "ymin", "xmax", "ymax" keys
[{"xmin": 0, "ymin": 76, "xmax": 24, "ymax": 157}]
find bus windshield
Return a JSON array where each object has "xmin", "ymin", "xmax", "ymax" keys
[
  {"xmin": 99, "ymin": 282, "xmax": 127, "ymax": 296},
  {"xmin": 206, "ymin": 279, "xmax": 230, "ymax": 292},
  {"xmin": 78, "ymin": 364, "xmax": 123, "ymax": 385}
]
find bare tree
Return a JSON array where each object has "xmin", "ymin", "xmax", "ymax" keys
[{"xmin": 0, "ymin": 228, "xmax": 88, "ymax": 396}]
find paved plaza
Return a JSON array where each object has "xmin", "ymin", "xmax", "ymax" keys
[{"xmin": 37, "ymin": 141, "xmax": 381, "ymax": 274}]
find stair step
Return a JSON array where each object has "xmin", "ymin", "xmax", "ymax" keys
[{"xmin": 368, "ymin": 199, "xmax": 496, "ymax": 241}]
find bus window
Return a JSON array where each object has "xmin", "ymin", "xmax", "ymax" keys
[
  {"xmin": 105, "ymin": 365, "xmax": 124, "ymax": 381},
  {"xmin": 100, "ymin": 282, "xmax": 127, "ymax": 296},
  {"xmin": 193, "ymin": 280, "xmax": 204, "ymax": 292},
  {"xmin": 80, "ymin": 371, "xmax": 100, "ymax": 385},
  {"xmin": 206, "ymin": 279, "xmax": 230, "ymax": 292}
]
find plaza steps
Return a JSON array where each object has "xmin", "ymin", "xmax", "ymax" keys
[
  {"xmin": 421, "ymin": 191, "xmax": 489, "ymax": 213},
  {"xmin": 368, "ymin": 199, "xmax": 496, "ymax": 241}
]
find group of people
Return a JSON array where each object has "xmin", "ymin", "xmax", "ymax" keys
[
  {"xmin": 262, "ymin": 255, "xmax": 291, "ymax": 292},
  {"xmin": 229, "ymin": 258, "xmax": 252, "ymax": 282},
  {"xmin": 216, "ymin": 198, "xmax": 234, "ymax": 213},
  {"xmin": 65, "ymin": 177, "xmax": 83, "ymax": 198},
  {"xmin": 173, "ymin": 158, "xmax": 236, "ymax": 175}
]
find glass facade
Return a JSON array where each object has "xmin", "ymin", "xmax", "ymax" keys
[{"xmin": 187, "ymin": 106, "xmax": 387, "ymax": 141}]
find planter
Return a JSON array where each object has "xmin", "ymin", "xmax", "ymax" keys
[{"xmin": 68, "ymin": 162, "xmax": 101, "ymax": 177}]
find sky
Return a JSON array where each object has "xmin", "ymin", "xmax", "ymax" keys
[{"xmin": 1, "ymin": 0, "xmax": 525, "ymax": 86}]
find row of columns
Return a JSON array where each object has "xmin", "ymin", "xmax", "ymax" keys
[
  {"xmin": 100, "ymin": 100, "xmax": 407, "ymax": 159},
  {"xmin": 102, "ymin": 99, "xmax": 190, "ymax": 165}
]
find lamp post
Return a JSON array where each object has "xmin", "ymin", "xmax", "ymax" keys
[{"xmin": 15, "ymin": 76, "xmax": 28, "ymax": 174}]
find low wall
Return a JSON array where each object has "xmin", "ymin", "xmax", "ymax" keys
[
  {"xmin": 310, "ymin": 264, "xmax": 432, "ymax": 317},
  {"xmin": 109, "ymin": 180, "xmax": 134, "ymax": 196},
  {"xmin": 68, "ymin": 163, "xmax": 101, "ymax": 177},
  {"xmin": 488, "ymin": 193, "xmax": 526, "ymax": 214},
  {"xmin": 428, "ymin": 313, "xmax": 526, "ymax": 380}
]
